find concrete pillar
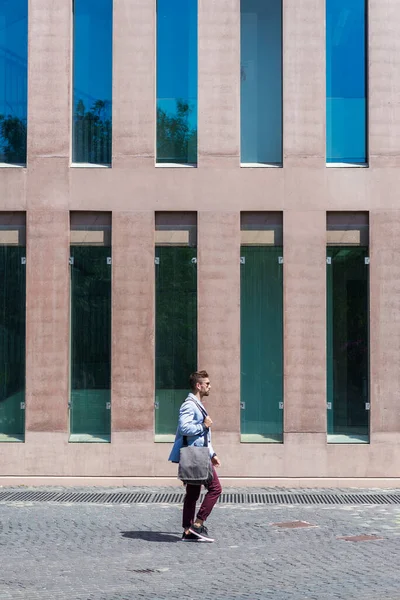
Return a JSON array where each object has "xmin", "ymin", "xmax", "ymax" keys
[
  {"xmin": 27, "ymin": 0, "xmax": 71, "ymax": 164},
  {"xmin": 283, "ymin": 0, "xmax": 325, "ymax": 166},
  {"xmin": 369, "ymin": 0, "xmax": 400, "ymax": 166},
  {"xmin": 111, "ymin": 211, "xmax": 155, "ymax": 433},
  {"xmin": 25, "ymin": 210, "xmax": 70, "ymax": 432},
  {"xmin": 370, "ymin": 211, "xmax": 400, "ymax": 434},
  {"xmin": 198, "ymin": 0, "xmax": 240, "ymax": 168},
  {"xmin": 283, "ymin": 210, "xmax": 326, "ymax": 433},
  {"xmin": 113, "ymin": 0, "xmax": 155, "ymax": 168},
  {"xmin": 197, "ymin": 211, "xmax": 240, "ymax": 436}
]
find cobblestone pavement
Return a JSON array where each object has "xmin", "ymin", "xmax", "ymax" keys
[{"xmin": 0, "ymin": 488, "xmax": 399, "ymax": 600}]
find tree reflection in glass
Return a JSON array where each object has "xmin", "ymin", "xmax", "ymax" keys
[
  {"xmin": 157, "ymin": 0, "xmax": 197, "ymax": 164},
  {"xmin": 73, "ymin": 99, "xmax": 111, "ymax": 165},
  {"xmin": 72, "ymin": 0, "xmax": 112, "ymax": 165},
  {"xmin": 0, "ymin": 0, "xmax": 28, "ymax": 165}
]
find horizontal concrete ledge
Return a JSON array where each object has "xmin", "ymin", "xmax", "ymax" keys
[
  {"xmin": 0, "ymin": 163, "xmax": 26, "ymax": 168},
  {"xmin": 240, "ymin": 162, "xmax": 282, "ymax": 168},
  {"xmin": 326, "ymin": 162, "xmax": 368, "ymax": 168},
  {"xmin": 155, "ymin": 163, "xmax": 197, "ymax": 168},
  {"xmin": 70, "ymin": 163, "xmax": 111, "ymax": 168},
  {"xmin": 1, "ymin": 477, "xmax": 400, "ymax": 489}
]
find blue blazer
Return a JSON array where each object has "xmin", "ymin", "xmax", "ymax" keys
[{"xmin": 168, "ymin": 393, "xmax": 215, "ymax": 463}]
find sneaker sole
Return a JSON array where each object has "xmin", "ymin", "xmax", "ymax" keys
[{"xmin": 188, "ymin": 528, "xmax": 214, "ymax": 542}]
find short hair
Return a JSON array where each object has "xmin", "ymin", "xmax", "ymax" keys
[{"xmin": 189, "ymin": 370, "xmax": 209, "ymax": 391}]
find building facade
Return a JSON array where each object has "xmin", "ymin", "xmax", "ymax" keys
[{"xmin": 0, "ymin": 0, "xmax": 400, "ymax": 486}]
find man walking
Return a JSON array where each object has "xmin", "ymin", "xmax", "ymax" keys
[{"xmin": 169, "ymin": 370, "xmax": 222, "ymax": 542}]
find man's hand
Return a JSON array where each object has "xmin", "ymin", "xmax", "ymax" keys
[
  {"xmin": 204, "ymin": 416, "xmax": 212, "ymax": 428},
  {"xmin": 211, "ymin": 455, "xmax": 221, "ymax": 467}
]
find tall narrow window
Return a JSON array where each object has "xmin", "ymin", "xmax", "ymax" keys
[
  {"xmin": 327, "ymin": 213, "xmax": 369, "ymax": 443},
  {"xmin": 69, "ymin": 213, "xmax": 111, "ymax": 442},
  {"xmin": 73, "ymin": 0, "xmax": 112, "ymax": 166},
  {"xmin": 0, "ymin": 213, "xmax": 26, "ymax": 442},
  {"xmin": 156, "ymin": 0, "xmax": 197, "ymax": 165},
  {"xmin": 240, "ymin": 213, "xmax": 283, "ymax": 442},
  {"xmin": 155, "ymin": 213, "xmax": 197, "ymax": 441},
  {"xmin": 326, "ymin": 0, "xmax": 367, "ymax": 165},
  {"xmin": 241, "ymin": 0, "xmax": 282, "ymax": 166},
  {"xmin": 0, "ymin": 0, "xmax": 27, "ymax": 166}
]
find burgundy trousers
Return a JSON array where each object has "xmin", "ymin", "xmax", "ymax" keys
[{"xmin": 182, "ymin": 466, "xmax": 222, "ymax": 529}]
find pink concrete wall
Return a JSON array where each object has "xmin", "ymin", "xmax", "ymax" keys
[
  {"xmin": 283, "ymin": 0, "xmax": 325, "ymax": 166},
  {"xmin": 198, "ymin": 0, "xmax": 240, "ymax": 168},
  {"xmin": 283, "ymin": 211, "xmax": 326, "ymax": 434},
  {"xmin": 198, "ymin": 211, "xmax": 240, "ymax": 439},
  {"xmin": 0, "ymin": 0, "xmax": 400, "ymax": 483},
  {"xmin": 27, "ymin": 0, "xmax": 71, "ymax": 161},
  {"xmin": 370, "ymin": 211, "xmax": 400, "ymax": 435},
  {"xmin": 369, "ymin": 0, "xmax": 400, "ymax": 166},
  {"xmin": 25, "ymin": 210, "xmax": 69, "ymax": 433},
  {"xmin": 112, "ymin": 211, "xmax": 155, "ymax": 433},
  {"xmin": 113, "ymin": 0, "xmax": 155, "ymax": 168}
]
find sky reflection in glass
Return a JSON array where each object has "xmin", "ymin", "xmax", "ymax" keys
[
  {"xmin": 157, "ymin": 0, "xmax": 197, "ymax": 164},
  {"xmin": 73, "ymin": 0, "xmax": 112, "ymax": 165},
  {"xmin": 326, "ymin": 0, "xmax": 366, "ymax": 164},
  {"xmin": 241, "ymin": 0, "xmax": 282, "ymax": 165},
  {"xmin": 0, "ymin": 0, "xmax": 27, "ymax": 165}
]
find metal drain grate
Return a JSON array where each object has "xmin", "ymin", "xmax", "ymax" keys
[{"xmin": 0, "ymin": 490, "xmax": 399, "ymax": 505}]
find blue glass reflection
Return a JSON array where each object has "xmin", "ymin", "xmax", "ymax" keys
[
  {"xmin": 157, "ymin": 0, "xmax": 197, "ymax": 164},
  {"xmin": 241, "ymin": 0, "xmax": 282, "ymax": 165},
  {"xmin": 73, "ymin": 0, "xmax": 112, "ymax": 165},
  {"xmin": 326, "ymin": 0, "xmax": 366, "ymax": 164},
  {"xmin": 0, "ymin": 0, "xmax": 27, "ymax": 165}
]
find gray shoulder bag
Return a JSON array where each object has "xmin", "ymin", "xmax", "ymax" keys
[{"xmin": 178, "ymin": 400, "xmax": 213, "ymax": 486}]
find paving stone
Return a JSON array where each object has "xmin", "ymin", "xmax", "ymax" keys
[
  {"xmin": 337, "ymin": 534, "xmax": 384, "ymax": 542},
  {"xmin": 270, "ymin": 520, "xmax": 317, "ymax": 528},
  {"xmin": 0, "ymin": 488, "xmax": 399, "ymax": 599}
]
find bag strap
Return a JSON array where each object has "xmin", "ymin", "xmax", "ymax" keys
[
  {"xmin": 187, "ymin": 397, "xmax": 208, "ymax": 418},
  {"xmin": 182, "ymin": 398, "xmax": 209, "ymax": 448}
]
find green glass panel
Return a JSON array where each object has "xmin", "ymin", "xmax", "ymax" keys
[
  {"xmin": 155, "ymin": 246, "xmax": 197, "ymax": 437},
  {"xmin": 240, "ymin": 246, "xmax": 283, "ymax": 442},
  {"xmin": 70, "ymin": 246, "xmax": 111, "ymax": 440},
  {"xmin": 327, "ymin": 246, "xmax": 369, "ymax": 441},
  {"xmin": 0, "ymin": 245, "xmax": 25, "ymax": 439}
]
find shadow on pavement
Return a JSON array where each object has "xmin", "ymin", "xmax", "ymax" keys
[{"xmin": 121, "ymin": 531, "xmax": 181, "ymax": 543}]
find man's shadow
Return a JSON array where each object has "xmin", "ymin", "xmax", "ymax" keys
[{"xmin": 121, "ymin": 531, "xmax": 181, "ymax": 543}]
